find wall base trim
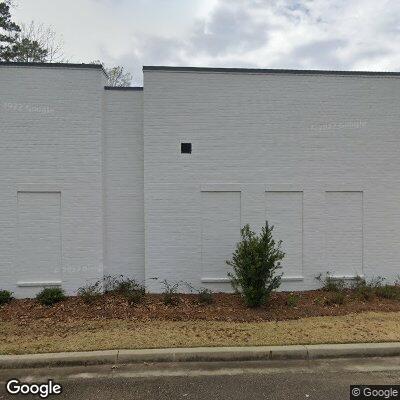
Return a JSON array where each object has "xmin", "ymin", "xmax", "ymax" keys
[
  {"xmin": 201, "ymin": 276, "xmax": 304, "ymax": 283},
  {"xmin": 17, "ymin": 281, "xmax": 62, "ymax": 287}
]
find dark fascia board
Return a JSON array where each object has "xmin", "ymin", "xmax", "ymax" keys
[
  {"xmin": 143, "ymin": 65, "xmax": 400, "ymax": 78},
  {"xmin": 104, "ymin": 86, "xmax": 143, "ymax": 91},
  {"xmin": 0, "ymin": 61, "xmax": 107, "ymax": 75}
]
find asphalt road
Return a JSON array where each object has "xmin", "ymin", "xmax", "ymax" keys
[{"xmin": 0, "ymin": 356, "xmax": 399, "ymax": 399}]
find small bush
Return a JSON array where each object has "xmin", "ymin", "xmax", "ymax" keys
[
  {"xmin": 103, "ymin": 275, "xmax": 145, "ymax": 305},
  {"xmin": 351, "ymin": 276, "xmax": 372, "ymax": 301},
  {"xmin": 103, "ymin": 275, "xmax": 139, "ymax": 295},
  {"xmin": 185, "ymin": 282, "xmax": 214, "ymax": 305},
  {"xmin": 198, "ymin": 288, "xmax": 213, "ymax": 305},
  {"xmin": 375, "ymin": 285, "xmax": 400, "ymax": 300},
  {"xmin": 286, "ymin": 293, "xmax": 300, "ymax": 308},
  {"xmin": 161, "ymin": 280, "xmax": 180, "ymax": 306},
  {"xmin": 36, "ymin": 287, "xmax": 66, "ymax": 306},
  {"xmin": 227, "ymin": 222, "xmax": 284, "ymax": 308},
  {"xmin": 77, "ymin": 282, "xmax": 102, "ymax": 304},
  {"xmin": 0, "ymin": 290, "xmax": 13, "ymax": 306},
  {"xmin": 324, "ymin": 291, "xmax": 345, "ymax": 306},
  {"xmin": 315, "ymin": 273, "xmax": 346, "ymax": 292},
  {"xmin": 125, "ymin": 285, "xmax": 146, "ymax": 306},
  {"xmin": 351, "ymin": 276, "xmax": 384, "ymax": 301}
]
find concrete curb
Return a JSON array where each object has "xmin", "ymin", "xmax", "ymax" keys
[{"xmin": 1, "ymin": 342, "xmax": 400, "ymax": 369}]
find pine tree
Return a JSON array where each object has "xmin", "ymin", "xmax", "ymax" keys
[
  {"xmin": 10, "ymin": 37, "xmax": 48, "ymax": 62},
  {"xmin": 0, "ymin": 1, "xmax": 21, "ymax": 61}
]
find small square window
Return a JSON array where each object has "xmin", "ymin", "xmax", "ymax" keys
[{"xmin": 181, "ymin": 142, "xmax": 192, "ymax": 154}]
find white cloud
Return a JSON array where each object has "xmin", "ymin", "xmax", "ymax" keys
[{"xmin": 11, "ymin": 0, "xmax": 400, "ymax": 85}]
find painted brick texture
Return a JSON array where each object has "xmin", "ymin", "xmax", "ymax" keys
[
  {"xmin": 3, "ymin": 65, "xmax": 400, "ymax": 297},
  {"xmin": 0, "ymin": 65, "xmax": 105, "ymax": 297},
  {"xmin": 143, "ymin": 70, "xmax": 400, "ymax": 292},
  {"xmin": 104, "ymin": 90, "xmax": 144, "ymax": 281}
]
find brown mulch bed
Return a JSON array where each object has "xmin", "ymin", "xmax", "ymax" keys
[{"xmin": 1, "ymin": 290, "xmax": 400, "ymax": 325}]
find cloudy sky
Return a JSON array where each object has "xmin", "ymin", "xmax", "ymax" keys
[{"xmin": 12, "ymin": 0, "xmax": 400, "ymax": 85}]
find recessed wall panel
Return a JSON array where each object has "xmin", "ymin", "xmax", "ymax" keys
[
  {"xmin": 17, "ymin": 192, "xmax": 62, "ymax": 283},
  {"xmin": 325, "ymin": 191, "xmax": 363, "ymax": 276},
  {"xmin": 265, "ymin": 191, "xmax": 303, "ymax": 278},
  {"xmin": 201, "ymin": 191, "xmax": 241, "ymax": 280}
]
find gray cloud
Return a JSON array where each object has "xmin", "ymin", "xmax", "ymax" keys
[
  {"xmin": 15, "ymin": 0, "xmax": 400, "ymax": 85},
  {"xmin": 189, "ymin": 2, "xmax": 269, "ymax": 56},
  {"xmin": 288, "ymin": 39, "xmax": 348, "ymax": 69}
]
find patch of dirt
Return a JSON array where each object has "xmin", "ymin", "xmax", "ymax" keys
[{"xmin": 1, "ymin": 290, "xmax": 400, "ymax": 326}]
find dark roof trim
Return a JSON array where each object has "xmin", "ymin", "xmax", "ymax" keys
[
  {"xmin": 104, "ymin": 86, "xmax": 143, "ymax": 91},
  {"xmin": 143, "ymin": 65, "xmax": 400, "ymax": 77},
  {"xmin": 0, "ymin": 61, "xmax": 106, "ymax": 75}
]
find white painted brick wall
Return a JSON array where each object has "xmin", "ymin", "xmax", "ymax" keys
[
  {"xmin": 3, "ymin": 65, "xmax": 400, "ymax": 297},
  {"xmin": 143, "ymin": 69, "xmax": 400, "ymax": 292},
  {"xmin": 104, "ymin": 89, "xmax": 144, "ymax": 281},
  {"xmin": 0, "ymin": 65, "xmax": 105, "ymax": 297}
]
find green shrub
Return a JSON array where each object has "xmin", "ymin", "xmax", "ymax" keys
[
  {"xmin": 36, "ymin": 287, "xmax": 66, "ymax": 306},
  {"xmin": 227, "ymin": 222, "xmax": 284, "ymax": 308},
  {"xmin": 103, "ymin": 275, "xmax": 145, "ymax": 304},
  {"xmin": 351, "ymin": 276, "xmax": 372, "ymax": 301},
  {"xmin": 351, "ymin": 276, "xmax": 384, "ymax": 301},
  {"xmin": 286, "ymin": 293, "xmax": 300, "ymax": 308},
  {"xmin": 161, "ymin": 280, "xmax": 180, "ymax": 306},
  {"xmin": 103, "ymin": 275, "xmax": 139, "ymax": 294},
  {"xmin": 375, "ymin": 285, "xmax": 400, "ymax": 300},
  {"xmin": 198, "ymin": 288, "xmax": 213, "ymax": 305},
  {"xmin": 77, "ymin": 282, "xmax": 102, "ymax": 304},
  {"xmin": 324, "ymin": 291, "xmax": 345, "ymax": 306},
  {"xmin": 124, "ymin": 285, "xmax": 145, "ymax": 306},
  {"xmin": 0, "ymin": 290, "xmax": 13, "ymax": 306},
  {"xmin": 315, "ymin": 273, "xmax": 346, "ymax": 292}
]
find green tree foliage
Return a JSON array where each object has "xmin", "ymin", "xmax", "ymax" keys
[
  {"xmin": 227, "ymin": 222, "xmax": 284, "ymax": 308},
  {"xmin": 0, "ymin": 0, "xmax": 20, "ymax": 61},
  {"xmin": 8, "ymin": 37, "xmax": 47, "ymax": 61},
  {"xmin": 0, "ymin": 3, "xmax": 63, "ymax": 62}
]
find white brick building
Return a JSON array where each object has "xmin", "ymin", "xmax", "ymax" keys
[{"xmin": 1, "ymin": 62, "xmax": 399, "ymax": 297}]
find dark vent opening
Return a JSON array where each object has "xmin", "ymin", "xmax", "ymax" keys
[{"xmin": 181, "ymin": 143, "xmax": 192, "ymax": 154}]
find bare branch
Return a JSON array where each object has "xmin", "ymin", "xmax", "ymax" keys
[{"xmin": 18, "ymin": 21, "xmax": 66, "ymax": 62}]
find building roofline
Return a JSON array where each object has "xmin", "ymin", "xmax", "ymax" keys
[
  {"xmin": 143, "ymin": 65, "xmax": 400, "ymax": 78},
  {"xmin": 0, "ymin": 61, "xmax": 107, "ymax": 75},
  {"xmin": 104, "ymin": 86, "xmax": 143, "ymax": 91}
]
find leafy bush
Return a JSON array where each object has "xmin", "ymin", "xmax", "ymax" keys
[
  {"xmin": 227, "ymin": 222, "xmax": 284, "ymax": 308},
  {"xmin": 103, "ymin": 275, "xmax": 139, "ymax": 294},
  {"xmin": 375, "ymin": 285, "xmax": 400, "ymax": 300},
  {"xmin": 198, "ymin": 288, "xmax": 213, "ymax": 305},
  {"xmin": 36, "ymin": 287, "xmax": 66, "ymax": 306},
  {"xmin": 351, "ymin": 276, "xmax": 384, "ymax": 301},
  {"xmin": 351, "ymin": 275, "xmax": 371, "ymax": 301},
  {"xmin": 0, "ymin": 290, "xmax": 13, "ymax": 306},
  {"xmin": 324, "ymin": 291, "xmax": 345, "ymax": 306},
  {"xmin": 286, "ymin": 293, "xmax": 300, "ymax": 308},
  {"xmin": 315, "ymin": 273, "xmax": 346, "ymax": 292},
  {"xmin": 77, "ymin": 282, "xmax": 102, "ymax": 304},
  {"xmin": 103, "ymin": 275, "xmax": 145, "ymax": 305},
  {"xmin": 185, "ymin": 282, "xmax": 214, "ymax": 305},
  {"xmin": 124, "ymin": 285, "xmax": 145, "ymax": 306},
  {"xmin": 161, "ymin": 280, "xmax": 180, "ymax": 306}
]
